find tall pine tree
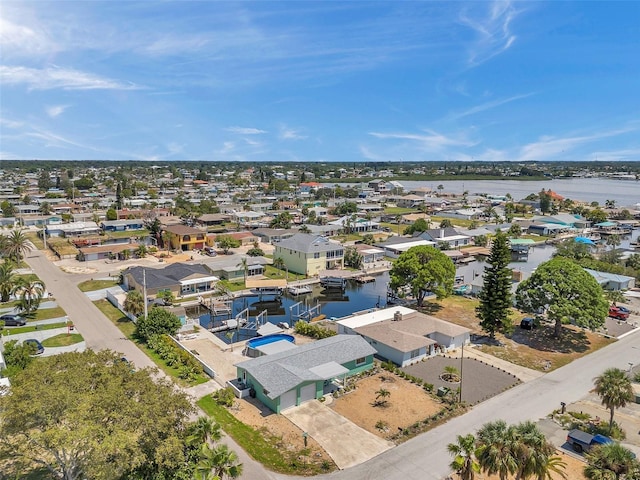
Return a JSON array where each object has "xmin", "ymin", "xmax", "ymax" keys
[{"xmin": 476, "ymin": 231, "xmax": 513, "ymax": 338}]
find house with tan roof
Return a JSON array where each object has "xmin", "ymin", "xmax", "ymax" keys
[{"xmin": 336, "ymin": 306, "xmax": 470, "ymax": 367}]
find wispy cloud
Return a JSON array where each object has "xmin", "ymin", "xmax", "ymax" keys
[
  {"xmin": 0, "ymin": 65, "xmax": 139, "ymax": 91},
  {"xmin": 459, "ymin": 0, "xmax": 520, "ymax": 66},
  {"xmin": 279, "ymin": 125, "xmax": 307, "ymax": 140},
  {"xmin": 369, "ymin": 128, "xmax": 477, "ymax": 151},
  {"xmin": 447, "ymin": 92, "xmax": 534, "ymax": 121},
  {"xmin": 225, "ymin": 126, "xmax": 267, "ymax": 135},
  {"xmin": 46, "ymin": 104, "xmax": 70, "ymax": 118},
  {"xmin": 0, "ymin": 118, "xmax": 24, "ymax": 129},
  {"xmin": 0, "ymin": 16, "xmax": 55, "ymax": 57},
  {"xmin": 514, "ymin": 126, "xmax": 637, "ymax": 162}
]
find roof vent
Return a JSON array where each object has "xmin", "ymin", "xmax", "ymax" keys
[{"xmin": 393, "ymin": 311, "xmax": 402, "ymax": 322}]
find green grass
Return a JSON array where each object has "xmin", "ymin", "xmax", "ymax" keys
[
  {"xmin": 25, "ymin": 232, "xmax": 45, "ymax": 250},
  {"xmin": 105, "ymin": 229, "xmax": 149, "ymax": 239},
  {"xmin": 2, "ymin": 321, "xmax": 67, "ymax": 335},
  {"xmin": 218, "ymin": 280, "xmax": 247, "ymax": 292},
  {"xmin": 93, "ymin": 299, "xmax": 208, "ymax": 387},
  {"xmin": 77, "ymin": 279, "xmax": 119, "ymax": 292},
  {"xmin": 383, "ymin": 207, "xmax": 417, "ymax": 215},
  {"xmin": 28, "ymin": 306, "xmax": 67, "ymax": 321},
  {"xmin": 198, "ymin": 395, "xmax": 333, "ymax": 475},
  {"xmin": 15, "ymin": 273, "xmax": 41, "ymax": 283},
  {"xmin": 264, "ymin": 265, "xmax": 306, "ymax": 281},
  {"xmin": 429, "ymin": 216, "xmax": 476, "ymax": 228},
  {"xmin": 41, "ymin": 333, "xmax": 84, "ymax": 347},
  {"xmin": 0, "ymin": 299, "xmax": 21, "ymax": 309}
]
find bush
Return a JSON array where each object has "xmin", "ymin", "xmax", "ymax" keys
[
  {"xmin": 135, "ymin": 307, "xmax": 182, "ymax": 342},
  {"xmin": 294, "ymin": 321, "xmax": 336, "ymax": 339},
  {"xmin": 147, "ymin": 334, "xmax": 203, "ymax": 378},
  {"xmin": 212, "ymin": 387, "xmax": 236, "ymax": 407}
]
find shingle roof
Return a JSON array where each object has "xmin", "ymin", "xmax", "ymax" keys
[
  {"xmin": 124, "ymin": 263, "xmax": 212, "ymax": 290},
  {"xmin": 275, "ymin": 233, "xmax": 342, "ymax": 254},
  {"xmin": 236, "ymin": 335, "xmax": 376, "ymax": 399}
]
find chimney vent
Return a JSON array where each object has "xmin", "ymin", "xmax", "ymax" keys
[{"xmin": 393, "ymin": 311, "xmax": 402, "ymax": 322}]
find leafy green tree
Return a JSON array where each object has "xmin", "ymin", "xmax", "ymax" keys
[
  {"xmin": 246, "ymin": 247, "xmax": 264, "ymax": 257},
  {"xmin": 586, "ymin": 208, "xmax": 608, "ymax": 224},
  {"xmin": 508, "ymin": 224, "xmax": 522, "ymax": 238},
  {"xmin": 344, "ymin": 246, "xmax": 363, "ymax": 269},
  {"xmin": 123, "ymin": 289, "xmax": 145, "ymax": 317},
  {"xmin": 216, "ymin": 235, "xmax": 240, "ymax": 254},
  {"xmin": 539, "ymin": 190, "xmax": 551, "ymax": 215},
  {"xmin": 584, "ymin": 443, "xmax": 640, "ymax": 480},
  {"xmin": 553, "ymin": 239, "xmax": 593, "ymax": 261},
  {"xmin": 1, "ymin": 200, "xmax": 16, "ymax": 218},
  {"xmin": 447, "ymin": 434, "xmax": 480, "ymax": 480},
  {"xmin": 0, "ymin": 349, "xmax": 195, "ymax": 480},
  {"xmin": 516, "ymin": 258, "xmax": 608, "ymax": 338},
  {"xmin": 389, "ymin": 245, "xmax": 455, "ymax": 306},
  {"xmin": 439, "ymin": 218, "xmax": 453, "ymax": 228},
  {"xmin": 476, "ymin": 232, "xmax": 514, "ymax": 338},
  {"xmin": 0, "ymin": 339, "xmax": 37, "ymax": 377},
  {"xmin": 39, "ymin": 201, "xmax": 52, "ymax": 215},
  {"xmin": 135, "ymin": 306, "xmax": 182, "ymax": 342},
  {"xmin": 38, "ymin": 170, "xmax": 52, "ymax": 191},
  {"xmin": 0, "ymin": 260, "xmax": 18, "ymax": 302},
  {"xmin": 106, "ymin": 207, "xmax": 118, "ymax": 220},
  {"xmin": 593, "ymin": 368, "xmax": 634, "ymax": 435},
  {"xmin": 403, "ymin": 217, "xmax": 430, "ymax": 235},
  {"xmin": 270, "ymin": 212, "xmax": 293, "ymax": 229}
]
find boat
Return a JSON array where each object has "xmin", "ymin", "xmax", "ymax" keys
[
  {"xmin": 319, "ymin": 276, "xmax": 347, "ymax": 290},
  {"xmin": 287, "ymin": 285, "xmax": 312, "ymax": 296}
]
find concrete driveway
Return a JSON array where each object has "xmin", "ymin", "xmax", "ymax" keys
[{"xmin": 282, "ymin": 400, "xmax": 393, "ymax": 470}]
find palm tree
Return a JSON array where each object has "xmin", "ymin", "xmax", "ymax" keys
[
  {"xmin": 476, "ymin": 420, "xmax": 518, "ymax": 480},
  {"xmin": 0, "ymin": 260, "xmax": 18, "ymax": 302},
  {"xmin": 513, "ymin": 421, "xmax": 565, "ymax": 480},
  {"xmin": 4, "ymin": 229, "xmax": 32, "ymax": 262},
  {"xmin": 187, "ymin": 417, "xmax": 222, "ymax": 448},
  {"xmin": 447, "ymin": 434, "xmax": 480, "ymax": 480},
  {"xmin": 13, "ymin": 278, "xmax": 46, "ymax": 315},
  {"xmin": 272, "ymin": 257, "xmax": 285, "ymax": 276},
  {"xmin": 195, "ymin": 444, "xmax": 243, "ymax": 480},
  {"xmin": 123, "ymin": 290, "xmax": 145, "ymax": 317},
  {"xmin": 135, "ymin": 244, "xmax": 148, "ymax": 258},
  {"xmin": 442, "ymin": 365, "xmax": 461, "ymax": 382},
  {"xmin": 236, "ymin": 258, "xmax": 248, "ymax": 285},
  {"xmin": 584, "ymin": 443, "xmax": 640, "ymax": 480},
  {"xmin": 373, "ymin": 388, "xmax": 390, "ymax": 407},
  {"xmin": 299, "ymin": 224, "xmax": 311, "ymax": 234},
  {"xmin": 594, "ymin": 368, "xmax": 634, "ymax": 434}
]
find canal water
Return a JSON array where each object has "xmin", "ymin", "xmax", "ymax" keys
[{"xmin": 194, "ymin": 228, "xmax": 639, "ymax": 343}]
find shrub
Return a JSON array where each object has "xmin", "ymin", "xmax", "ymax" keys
[
  {"xmin": 294, "ymin": 321, "xmax": 336, "ymax": 339},
  {"xmin": 212, "ymin": 387, "xmax": 236, "ymax": 407}
]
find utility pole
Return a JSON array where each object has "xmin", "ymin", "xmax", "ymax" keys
[{"xmin": 459, "ymin": 342, "xmax": 464, "ymax": 403}]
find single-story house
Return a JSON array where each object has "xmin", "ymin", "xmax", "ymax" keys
[
  {"xmin": 77, "ymin": 243, "xmax": 140, "ymax": 262},
  {"xmin": 305, "ymin": 224, "xmax": 341, "ymax": 237},
  {"xmin": 584, "ymin": 269, "xmax": 635, "ymax": 291},
  {"xmin": 209, "ymin": 231, "xmax": 259, "ymax": 247},
  {"xmin": 235, "ymin": 335, "xmax": 376, "ymax": 413},
  {"xmin": 122, "ymin": 263, "xmax": 218, "ymax": 297},
  {"xmin": 45, "ymin": 221, "xmax": 101, "ymax": 238},
  {"xmin": 527, "ymin": 223, "xmax": 573, "ymax": 236},
  {"xmin": 100, "ymin": 219, "xmax": 144, "ymax": 231},
  {"xmin": 336, "ymin": 306, "xmax": 471, "ymax": 367},
  {"xmin": 197, "ymin": 213, "xmax": 231, "ymax": 227},
  {"xmin": 376, "ymin": 237, "xmax": 436, "ymax": 258},
  {"xmin": 419, "ymin": 228, "xmax": 471, "ymax": 249},
  {"xmin": 205, "ymin": 255, "xmax": 268, "ymax": 281},
  {"xmin": 251, "ymin": 228, "xmax": 298, "ymax": 244},
  {"xmin": 328, "ymin": 216, "xmax": 380, "ymax": 233},
  {"xmin": 355, "ymin": 244, "xmax": 385, "ymax": 265}
]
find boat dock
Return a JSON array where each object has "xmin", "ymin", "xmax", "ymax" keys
[{"xmin": 355, "ymin": 275, "xmax": 376, "ymax": 284}]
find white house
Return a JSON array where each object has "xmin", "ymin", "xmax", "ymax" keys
[{"xmin": 336, "ymin": 306, "xmax": 471, "ymax": 367}]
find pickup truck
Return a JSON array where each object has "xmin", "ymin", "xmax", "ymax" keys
[
  {"xmin": 566, "ymin": 429, "xmax": 613, "ymax": 453},
  {"xmin": 609, "ymin": 306, "xmax": 630, "ymax": 320}
]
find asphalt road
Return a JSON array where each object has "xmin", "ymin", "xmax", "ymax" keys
[
  {"xmin": 24, "ymin": 248, "xmax": 640, "ymax": 480},
  {"xmin": 23, "ymin": 248, "xmax": 156, "ymax": 371}
]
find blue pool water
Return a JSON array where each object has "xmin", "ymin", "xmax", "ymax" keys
[{"xmin": 246, "ymin": 333, "xmax": 295, "ymax": 349}]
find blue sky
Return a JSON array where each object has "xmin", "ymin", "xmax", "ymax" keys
[{"xmin": 1, "ymin": 1, "xmax": 638, "ymax": 163}]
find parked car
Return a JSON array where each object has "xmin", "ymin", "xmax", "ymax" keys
[
  {"xmin": 520, "ymin": 317, "xmax": 536, "ymax": 330},
  {"xmin": 204, "ymin": 246, "xmax": 217, "ymax": 257},
  {"xmin": 566, "ymin": 429, "xmax": 613, "ymax": 453},
  {"xmin": 609, "ymin": 306, "xmax": 630, "ymax": 320},
  {"xmin": 23, "ymin": 339, "xmax": 44, "ymax": 355},
  {"xmin": 0, "ymin": 314, "xmax": 27, "ymax": 327},
  {"xmin": 614, "ymin": 304, "xmax": 631, "ymax": 314}
]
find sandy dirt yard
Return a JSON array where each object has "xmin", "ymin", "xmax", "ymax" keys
[
  {"xmin": 331, "ymin": 372, "xmax": 443, "ymax": 439},
  {"xmin": 477, "ymin": 450, "xmax": 587, "ymax": 480}
]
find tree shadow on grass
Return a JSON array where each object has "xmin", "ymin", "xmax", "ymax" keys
[
  {"xmin": 418, "ymin": 301, "xmax": 443, "ymax": 315},
  {"xmin": 509, "ymin": 325, "xmax": 590, "ymax": 353}
]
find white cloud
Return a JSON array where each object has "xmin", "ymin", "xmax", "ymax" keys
[
  {"xmin": 225, "ymin": 126, "xmax": 267, "ymax": 135},
  {"xmin": 447, "ymin": 92, "xmax": 534, "ymax": 121},
  {"xmin": 0, "ymin": 17, "xmax": 55, "ymax": 57},
  {"xmin": 369, "ymin": 128, "xmax": 477, "ymax": 151},
  {"xmin": 46, "ymin": 105, "xmax": 70, "ymax": 118},
  {"xmin": 0, "ymin": 65, "xmax": 139, "ymax": 91},
  {"xmin": 0, "ymin": 118, "xmax": 24, "ymax": 129},
  {"xmin": 279, "ymin": 125, "xmax": 307, "ymax": 140},
  {"xmin": 459, "ymin": 0, "xmax": 520, "ymax": 67}
]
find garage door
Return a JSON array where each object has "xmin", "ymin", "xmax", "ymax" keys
[
  {"xmin": 299, "ymin": 383, "xmax": 316, "ymax": 404},
  {"xmin": 279, "ymin": 389, "xmax": 297, "ymax": 411}
]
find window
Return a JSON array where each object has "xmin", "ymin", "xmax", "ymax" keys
[
  {"xmin": 410, "ymin": 349, "xmax": 420, "ymax": 359},
  {"xmin": 313, "ymin": 252, "xmax": 320, "ymax": 259},
  {"xmin": 355, "ymin": 357, "xmax": 366, "ymax": 366}
]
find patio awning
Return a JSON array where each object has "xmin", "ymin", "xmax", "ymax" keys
[
  {"xmin": 309, "ymin": 361, "xmax": 349, "ymax": 380},
  {"xmin": 179, "ymin": 276, "xmax": 218, "ymax": 286},
  {"xmin": 575, "ymin": 237, "xmax": 596, "ymax": 245}
]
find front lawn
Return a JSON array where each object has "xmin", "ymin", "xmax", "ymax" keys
[
  {"xmin": 77, "ymin": 279, "xmax": 119, "ymax": 292},
  {"xmin": 28, "ymin": 306, "xmax": 67, "ymax": 322},
  {"xmin": 198, "ymin": 396, "xmax": 333, "ymax": 475},
  {"xmin": 93, "ymin": 300, "xmax": 209, "ymax": 387},
  {"xmin": 105, "ymin": 229, "xmax": 149, "ymax": 239},
  {"xmin": 263, "ymin": 265, "xmax": 306, "ymax": 281},
  {"xmin": 426, "ymin": 296, "xmax": 615, "ymax": 372},
  {"xmin": 2, "ymin": 322, "xmax": 67, "ymax": 336},
  {"xmin": 383, "ymin": 207, "xmax": 416, "ymax": 215},
  {"xmin": 41, "ymin": 333, "xmax": 84, "ymax": 347}
]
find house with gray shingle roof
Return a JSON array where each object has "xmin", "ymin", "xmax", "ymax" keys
[
  {"xmin": 235, "ymin": 335, "xmax": 376, "ymax": 413},
  {"xmin": 121, "ymin": 263, "xmax": 218, "ymax": 297}
]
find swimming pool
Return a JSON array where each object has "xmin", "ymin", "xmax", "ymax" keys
[{"xmin": 246, "ymin": 334, "xmax": 295, "ymax": 357}]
